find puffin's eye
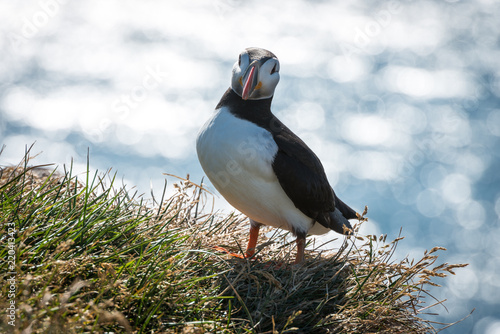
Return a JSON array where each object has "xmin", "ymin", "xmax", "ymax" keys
[{"xmin": 270, "ymin": 63, "xmax": 277, "ymax": 75}]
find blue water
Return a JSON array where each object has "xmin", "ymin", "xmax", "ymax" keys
[{"xmin": 1, "ymin": 1, "xmax": 499, "ymax": 332}]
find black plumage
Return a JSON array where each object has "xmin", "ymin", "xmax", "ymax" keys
[{"xmin": 219, "ymin": 88, "xmax": 356, "ymax": 235}]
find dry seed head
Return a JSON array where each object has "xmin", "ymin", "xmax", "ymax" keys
[{"xmin": 429, "ymin": 246, "xmax": 447, "ymax": 254}]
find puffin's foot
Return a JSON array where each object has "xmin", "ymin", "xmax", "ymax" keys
[
  {"xmin": 211, "ymin": 222, "xmax": 262, "ymax": 260},
  {"xmin": 294, "ymin": 235, "xmax": 306, "ymax": 264},
  {"xmin": 211, "ymin": 245, "xmax": 247, "ymax": 259}
]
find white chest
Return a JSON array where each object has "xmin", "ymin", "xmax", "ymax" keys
[
  {"xmin": 196, "ymin": 107, "xmax": 322, "ymax": 235},
  {"xmin": 196, "ymin": 107, "xmax": 278, "ymax": 188}
]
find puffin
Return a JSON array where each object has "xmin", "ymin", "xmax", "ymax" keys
[{"xmin": 196, "ymin": 47, "xmax": 358, "ymax": 264}]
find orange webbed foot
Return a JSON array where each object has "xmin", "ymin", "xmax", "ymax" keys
[{"xmin": 212, "ymin": 246, "xmax": 251, "ymax": 259}]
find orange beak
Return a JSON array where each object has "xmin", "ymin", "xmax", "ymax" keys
[{"xmin": 241, "ymin": 66, "xmax": 256, "ymax": 100}]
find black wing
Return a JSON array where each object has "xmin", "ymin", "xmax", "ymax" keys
[
  {"xmin": 271, "ymin": 121, "xmax": 335, "ymax": 218},
  {"xmin": 271, "ymin": 118, "xmax": 357, "ymax": 226}
]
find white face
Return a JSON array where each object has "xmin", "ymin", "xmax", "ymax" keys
[{"xmin": 231, "ymin": 48, "xmax": 280, "ymax": 100}]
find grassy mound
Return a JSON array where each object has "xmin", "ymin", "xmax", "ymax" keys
[{"xmin": 0, "ymin": 152, "xmax": 469, "ymax": 333}]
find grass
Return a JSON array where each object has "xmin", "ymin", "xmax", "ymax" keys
[{"xmin": 0, "ymin": 149, "xmax": 471, "ymax": 333}]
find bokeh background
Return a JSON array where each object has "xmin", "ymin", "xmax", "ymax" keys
[{"xmin": 1, "ymin": 1, "xmax": 500, "ymax": 332}]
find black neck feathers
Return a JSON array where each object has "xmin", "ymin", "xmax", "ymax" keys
[{"xmin": 217, "ymin": 88, "xmax": 285, "ymax": 135}]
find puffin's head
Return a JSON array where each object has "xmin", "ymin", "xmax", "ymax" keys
[{"xmin": 231, "ymin": 47, "xmax": 280, "ymax": 100}]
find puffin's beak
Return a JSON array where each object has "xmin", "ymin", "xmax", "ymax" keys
[{"xmin": 241, "ymin": 65, "xmax": 256, "ymax": 100}]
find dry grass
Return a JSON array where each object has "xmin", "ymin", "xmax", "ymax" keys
[{"xmin": 0, "ymin": 150, "xmax": 471, "ymax": 333}]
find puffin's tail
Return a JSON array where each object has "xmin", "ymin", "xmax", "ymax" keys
[
  {"xmin": 316, "ymin": 191, "xmax": 358, "ymax": 235},
  {"xmin": 328, "ymin": 208, "xmax": 353, "ymax": 235},
  {"xmin": 333, "ymin": 192, "xmax": 358, "ymax": 220}
]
